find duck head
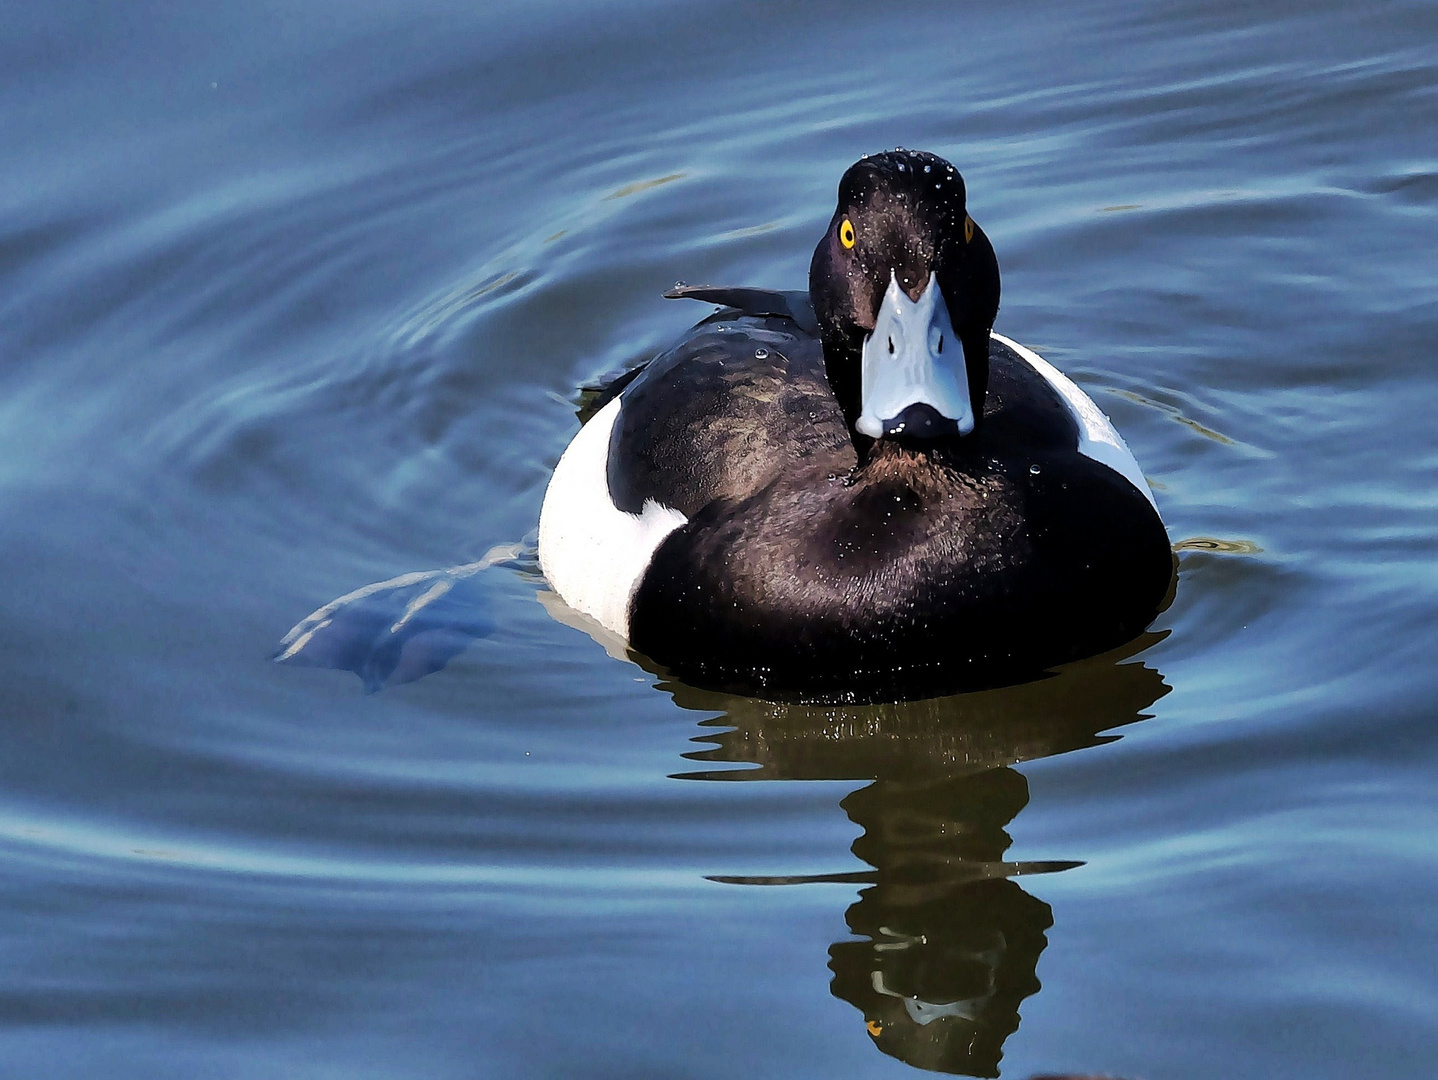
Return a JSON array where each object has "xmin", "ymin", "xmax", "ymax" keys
[{"xmin": 809, "ymin": 150, "xmax": 1001, "ymax": 445}]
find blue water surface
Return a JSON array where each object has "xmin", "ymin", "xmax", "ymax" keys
[{"xmin": 1, "ymin": 1, "xmax": 1436, "ymax": 1076}]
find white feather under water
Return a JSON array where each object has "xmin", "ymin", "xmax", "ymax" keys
[{"xmin": 274, "ymin": 541, "xmax": 523, "ymax": 691}]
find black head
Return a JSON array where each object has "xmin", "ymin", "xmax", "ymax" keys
[{"xmin": 809, "ymin": 150, "xmax": 1000, "ymax": 439}]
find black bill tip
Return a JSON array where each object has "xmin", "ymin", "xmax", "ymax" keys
[{"xmin": 881, "ymin": 402, "xmax": 960, "ymax": 440}]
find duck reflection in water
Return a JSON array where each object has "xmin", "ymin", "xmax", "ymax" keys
[
  {"xmin": 832, "ymin": 771, "xmax": 1055, "ymax": 1076},
  {"xmin": 276, "ymin": 550, "xmax": 1165, "ymax": 1076},
  {"xmin": 667, "ymin": 639, "xmax": 1169, "ymax": 1078}
]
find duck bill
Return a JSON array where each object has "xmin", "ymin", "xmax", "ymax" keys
[{"xmin": 855, "ymin": 271, "xmax": 974, "ymax": 440}]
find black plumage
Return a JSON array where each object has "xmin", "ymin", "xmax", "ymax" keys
[{"xmin": 600, "ymin": 151, "xmax": 1172, "ymax": 699}]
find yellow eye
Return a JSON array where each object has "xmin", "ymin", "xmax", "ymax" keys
[
  {"xmin": 839, "ymin": 218, "xmax": 856, "ymax": 249},
  {"xmin": 964, "ymin": 215, "xmax": 975, "ymax": 244},
  {"xmin": 866, "ymin": 1019, "xmax": 883, "ymax": 1037}
]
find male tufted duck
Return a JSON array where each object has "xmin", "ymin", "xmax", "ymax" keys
[{"xmin": 539, "ymin": 149, "xmax": 1172, "ymax": 701}]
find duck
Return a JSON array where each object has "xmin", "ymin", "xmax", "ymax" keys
[{"xmin": 538, "ymin": 149, "xmax": 1173, "ymax": 701}]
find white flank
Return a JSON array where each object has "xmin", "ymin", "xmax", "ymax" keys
[
  {"xmin": 990, "ymin": 331, "xmax": 1158, "ymax": 510},
  {"xmin": 538, "ymin": 396, "xmax": 688, "ymax": 639}
]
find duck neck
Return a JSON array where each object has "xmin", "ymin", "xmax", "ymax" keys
[{"xmin": 854, "ymin": 434, "xmax": 970, "ymax": 489}]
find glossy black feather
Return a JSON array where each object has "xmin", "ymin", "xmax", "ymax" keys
[
  {"xmin": 618, "ymin": 328, "xmax": 1170, "ymax": 699},
  {"xmin": 608, "ymin": 306, "xmax": 849, "ymax": 516}
]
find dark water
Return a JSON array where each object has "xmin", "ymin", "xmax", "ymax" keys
[{"xmin": 3, "ymin": 1, "xmax": 1437, "ymax": 1076}]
